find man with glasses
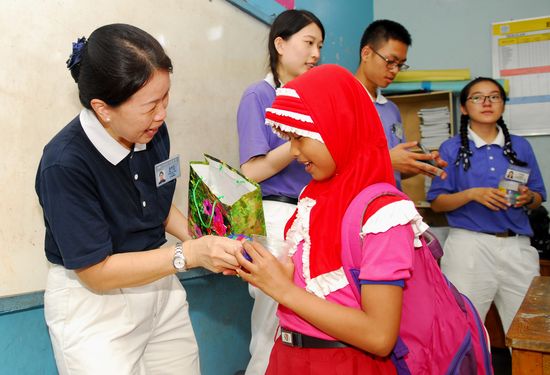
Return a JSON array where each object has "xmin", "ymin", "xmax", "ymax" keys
[{"xmin": 355, "ymin": 20, "xmax": 446, "ymax": 186}]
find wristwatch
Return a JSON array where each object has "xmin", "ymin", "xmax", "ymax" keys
[{"xmin": 173, "ymin": 242, "xmax": 187, "ymax": 272}]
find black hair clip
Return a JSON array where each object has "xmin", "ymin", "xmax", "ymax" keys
[{"xmin": 66, "ymin": 37, "xmax": 87, "ymax": 70}]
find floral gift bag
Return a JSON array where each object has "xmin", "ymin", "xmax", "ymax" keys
[{"xmin": 188, "ymin": 154, "xmax": 266, "ymax": 238}]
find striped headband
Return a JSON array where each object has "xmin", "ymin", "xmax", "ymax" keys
[{"xmin": 265, "ymin": 87, "xmax": 324, "ymax": 143}]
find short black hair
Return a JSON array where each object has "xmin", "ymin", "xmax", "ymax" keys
[
  {"xmin": 68, "ymin": 23, "xmax": 173, "ymax": 109},
  {"xmin": 359, "ymin": 19, "xmax": 412, "ymax": 56}
]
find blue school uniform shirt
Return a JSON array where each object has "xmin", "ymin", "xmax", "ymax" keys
[
  {"xmin": 35, "ymin": 109, "xmax": 175, "ymax": 269},
  {"xmin": 426, "ymin": 126, "xmax": 546, "ymax": 236}
]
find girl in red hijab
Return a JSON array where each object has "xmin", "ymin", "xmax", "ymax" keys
[{"xmin": 236, "ymin": 64, "xmax": 400, "ymax": 374}]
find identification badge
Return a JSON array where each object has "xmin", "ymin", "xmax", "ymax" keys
[
  {"xmin": 504, "ymin": 165, "xmax": 530, "ymax": 184},
  {"xmin": 155, "ymin": 155, "xmax": 181, "ymax": 187},
  {"xmin": 392, "ymin": 122, "xmax": 404, "ymax": 141}
]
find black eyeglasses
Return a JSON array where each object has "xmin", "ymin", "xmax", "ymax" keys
[
  {"xmin": 467, "ymin": 94, "xmax": 503, "ymax": 104},
  {"xmin": 372, "ymin": 49, "xmax": 410, "ymax": 71}
]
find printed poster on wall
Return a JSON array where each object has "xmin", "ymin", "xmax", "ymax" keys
[{"xmin": 492, "ymin": 16, "xmax": 550, "ymax": 136}]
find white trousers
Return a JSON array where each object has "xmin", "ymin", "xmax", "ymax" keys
[
  {"xmin": 45, "ymin": 264, "xmax": 200, "ymax": 375},
  {"xmin": 441, "ymin": 228, "xmax": 540, "ymax": 335},
  {"xmin": 245, "ymin": 200, "xmax": 296, "ymax": 375}
]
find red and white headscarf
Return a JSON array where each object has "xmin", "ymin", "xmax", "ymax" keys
[{"xmin": 265, "ymin": 64, "xmax": 395, "ymax": 297}]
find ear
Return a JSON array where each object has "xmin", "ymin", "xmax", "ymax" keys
[
  {"xmin": 274, "ymin": 36, "xmax": 285, "ymax": 55},
  {"xmin": 460, "ymin": 104, "xmax": 469, "ymax": 116},
  {"xmin": 360, "ymin": 45, "xmax": 371, "ymax": 62},
  {"xmin": 90, "ymin": 99, "xmax": 111, "ymax": 123}
]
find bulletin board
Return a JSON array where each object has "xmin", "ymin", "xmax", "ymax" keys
[{"xmin": 492, "ymin": 16, "xmax": 550, "ymax": 136}]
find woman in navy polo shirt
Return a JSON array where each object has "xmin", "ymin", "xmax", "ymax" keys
[
  {"xmin": 35, "ymin": 24, "xmax": 242, "ymax": 375},
  {"xmin": 427, "ymin": 77, "xmax": 546, "ymax": 340}
]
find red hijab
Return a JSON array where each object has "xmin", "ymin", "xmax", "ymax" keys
[{"xmin": 266, "ymin": 64, "xmax": 395, "ymax": 288}]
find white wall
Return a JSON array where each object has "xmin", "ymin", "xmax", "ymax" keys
[
  {"xmin": 374, "ymin": 0, "xmax": 550, "ymax": 77},
  {"xmin": 0, "ymin": 0, "xmax": 269, "ymax": 296},
  {"xmin": 375, "ymin": 0, "xmax": 550, "ymax": 208}
]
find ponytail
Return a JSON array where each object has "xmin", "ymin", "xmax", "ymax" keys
[
  {"xmin": 498, "ymin": 117, "xmax": 527, "ymax": 167},
  {"xmin": 455, "ymin": 114, "xmax": 473, "ymax": 171}
]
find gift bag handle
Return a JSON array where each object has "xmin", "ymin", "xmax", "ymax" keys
[{"xmin": 191, "ymin": 177, "xmax": 224, "ymax": 229}]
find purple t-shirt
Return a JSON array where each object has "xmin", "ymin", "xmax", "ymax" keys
[
  {"xmin": 237, "ymin": 77, "xmax": 311, "ymax": 198},
  {"xmin": 375, "ymin": 94, "xmax": 404, "ymax": 187}
]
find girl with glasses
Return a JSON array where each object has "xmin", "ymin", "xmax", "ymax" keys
[{"xmin": 427, "ymin": 77, "xmax": 546, "ymax": 339}]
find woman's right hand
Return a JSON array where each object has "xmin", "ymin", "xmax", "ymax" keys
[
  {"xmin": 468, "ymin": 187, "xmax": 510, "ymax": 211},
  {"xmin": 186, "ymin": 235, "xmax": 242, "ymax": 273}
]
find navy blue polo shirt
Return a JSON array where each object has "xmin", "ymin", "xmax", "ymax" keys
[
  {"xmin": 427, "ymin": 126, "xmax": 546, "ymax": 236},
  {"xmin": 36, "ymin": 109, "xmax": 176, "ymax": 269}
]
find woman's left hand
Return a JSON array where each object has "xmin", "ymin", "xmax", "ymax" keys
[
  {"xmin": 235, "ymin": 241, "xmax": 295, "ymax": 301},
  {"xmin": 515, "ymin": 186, "xmax": 536, "ymax": 208}
]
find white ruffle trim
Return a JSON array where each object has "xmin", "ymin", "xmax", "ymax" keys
[
  {"xmin": 265, "ymin": 119, "xmax": 324, "ymax": 143},
  {"xmin": 266, "ymin": 108, "xmax": 313, "ymax": 123},
  {"xmin": 286, "ymin": 197, "xmax": 349, "ymax": 299},
  {"xmin": 276, "ymin": 87, "xmax": 300, "ymax": 98},
  {"xmin": 286, "ymin": 197, "xmax": 316, "ymax": 258},
  {"xmin": 306, "ymin": 267, "xmax": 349, "ymax": 298},
  {"xmin": 360, "ymin": 200, "xmax": 429, "ymax": 247}
]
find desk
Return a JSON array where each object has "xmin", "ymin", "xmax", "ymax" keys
[
  {"xmin": 486, "ymin": 259, "xmax": 550, "ymax": 349},
  {"xmin": 506, "ymin": 276, "xmax": 550, "ymax": 374},
  {"xmin": 541, "ymin": 259, "xmax": 550, "ymax": 277}
]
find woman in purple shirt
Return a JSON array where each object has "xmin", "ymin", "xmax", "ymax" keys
[
  {"xmin": 236, "ymin": 9, "xmax": 324, "ymax": 375},
  {"xmin": 427, "ymin": 77, "xmax": 546, "ymax": 340}
]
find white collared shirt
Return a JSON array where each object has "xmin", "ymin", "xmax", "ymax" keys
[
  {"xmin": 264, "ymin": 72, "xmax": 278, "ymax": 89},
  {"xmin": 467, "ymin": 125, "xmax": 505, "ymax": 149},
  {"xmin": 79, "ymin": 109, "xmax": 146, "ymax": 165},
  {"xmin": 375, "ymin": 88, "xmax": 388, "ymax": 105}
]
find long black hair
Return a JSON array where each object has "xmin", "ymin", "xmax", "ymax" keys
[
  {"xmin": 455, "ymin": 77, "xmax": 526, "ymax": 171},
  {"xmin": 268, "ymin": 10, "xmax": 325, "ymax": 88},
  {"xmin": 67, "ymin": 23, "xmax": 173, "ymax": 109}
]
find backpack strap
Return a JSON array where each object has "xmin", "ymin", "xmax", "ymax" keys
[
  {"xmin": 341, "ymin": 182, "xmax": 412, "ymax": 375},
  {"xmin": 341, "ymin": 182, "xmax": 408, "ymax": 301},
  {"xmin": 342, "ymin": 183, "xmax": 445, "ymax": 302}
]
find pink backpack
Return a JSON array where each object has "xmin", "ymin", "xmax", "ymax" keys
[{"xmin": 341, "ymin": 183, "xmax": 493, "ymax": 375}]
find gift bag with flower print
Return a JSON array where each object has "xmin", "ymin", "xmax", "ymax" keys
[{"xmin": 188, "ymin": 154, "xmax": 266, "ymax": 238}]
